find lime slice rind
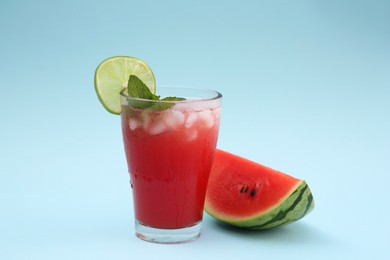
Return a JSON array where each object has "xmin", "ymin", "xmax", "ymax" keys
[{"xmin": 94, "ymin": 56, "xmax": 156, "ymax": 114}]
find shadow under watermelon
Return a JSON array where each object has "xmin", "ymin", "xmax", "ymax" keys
[{"xmin": 208, "ymin": 218, "xmax": 337, "ymax": 247}]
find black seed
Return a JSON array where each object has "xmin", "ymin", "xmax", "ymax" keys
[
  {"xmin": 244, "ymin": 186, "xmax": 249, "ymax": 192},
  {"xmin": 240, "ymin": 187, "xmax": 245, "ymax": 193},
  {"xmin": 250, "ymin": 189, "xmax": 256, "ymax": 197}
]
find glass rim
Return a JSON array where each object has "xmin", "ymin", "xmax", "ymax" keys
[{"xmin": 119, "ymin": 87, "xmax": 222, "ymax": 104}]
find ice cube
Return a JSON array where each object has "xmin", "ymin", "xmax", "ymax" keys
[
  {"xmin": 198, "ymin": 109, "xmax": 215, "ymax": 128},
  {"xmin": 186, "ymin": 129, "xmax": 198, "ymax": 141},
  {"xmin": 164, "ymin": 109, "xmax": 185, "ymax": 129},
  {"xmin": 185, "ymin": 112, "xmax": 198, "ymax": 129},
  {"xmin": 141, "ymin": 111, "xmax": 152, "ymax": 129},
  {"xmin": 174, "ymin": 102, "xmax": 198, "ymax": 112},
  {"xmin": 128, "ymin": 119, "xmax": 139, "ymax": 130},
  {"xmin": 214, "ymin": 108, "xmax": 221, "ymax": 122},
  {"xmin": 148, "ymin": 121, "xmax": 167, "ymax": 135}
]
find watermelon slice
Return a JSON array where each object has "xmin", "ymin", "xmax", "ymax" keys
[{"xmin": 205, "ymin": 149, "xmax": 314, "ymax": 229}]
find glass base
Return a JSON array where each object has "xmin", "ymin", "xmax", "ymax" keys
[{"xmin": 135, "ymin": 220, "xmax": 202, "ymax": 244}]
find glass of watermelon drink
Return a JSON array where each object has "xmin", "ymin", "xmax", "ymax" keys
[{"xmin": 120, "ymin": 87, "xmax": 222, "ymax": 244}]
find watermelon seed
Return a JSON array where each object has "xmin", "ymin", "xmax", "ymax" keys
[
  {"xmin": 244, "ymin": 186, "xmax": 249, "ymax": 193},
  {"xmin": 250, "ymin": 189, "xmax": 256, "ymax": 197},
  {"xmin": 240, "ymin": 187, "xmax": 245, "ymax": 193}
]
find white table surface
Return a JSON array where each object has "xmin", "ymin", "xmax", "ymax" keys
[{"xmin": 1, "ymin": 0, "xmax": 389, "ymax": 259}]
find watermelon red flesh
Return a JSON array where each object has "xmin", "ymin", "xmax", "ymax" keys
[{"xmin": 205, "ymin": 149, "xmax": 302, "ymax": 220}]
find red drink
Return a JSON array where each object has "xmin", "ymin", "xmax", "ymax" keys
[{"xmin": 120, "ymin": 87, "xmax": 222, "ymax": 243}]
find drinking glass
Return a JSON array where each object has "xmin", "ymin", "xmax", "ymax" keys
[{"xmin": 120, "ymin": 87, "xmax": 222, "ymax": 244}]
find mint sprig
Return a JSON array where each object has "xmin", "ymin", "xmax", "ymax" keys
[
  {"xmin": 151, "ymin": 96, "xmax": 186, "ymax": 110},
  {"xmin": 127, "ymin": 75, "xmax": 185, "ymax": 110},
  {"xmin": 127, "ymin": 75, "xmax": 159, "ymax": 100}
]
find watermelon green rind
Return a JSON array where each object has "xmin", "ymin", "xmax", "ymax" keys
[
  {"xmin": 247, "ymin": 181, "xmax": 314, "ymax": 229},
  {"xmin": 205, "ymin": 180, "xmax": 315, "ymax": 230}
]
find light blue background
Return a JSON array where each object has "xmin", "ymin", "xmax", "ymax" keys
[{"xmin": 1, "ymin": 0, "xmax": 389, "ymax": 259}]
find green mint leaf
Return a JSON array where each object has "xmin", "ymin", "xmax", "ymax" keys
[
  {"xmin": 126, "ymin": 75, "xmax": 185, "ymax": 110},
  {"xmin": 127, "ymin": 75, "xmax": 159, "ymax": 108},
  {"xmin": 127, "ymin": 75, "xmax": 158, "ymax": 99},
  {"xmin": 161, "ymin": 96, "xmax": 186, "ymax": 102},
  {"xmin": 151, "ymin": 96, "xmax": 186, "ymax": 110}
]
